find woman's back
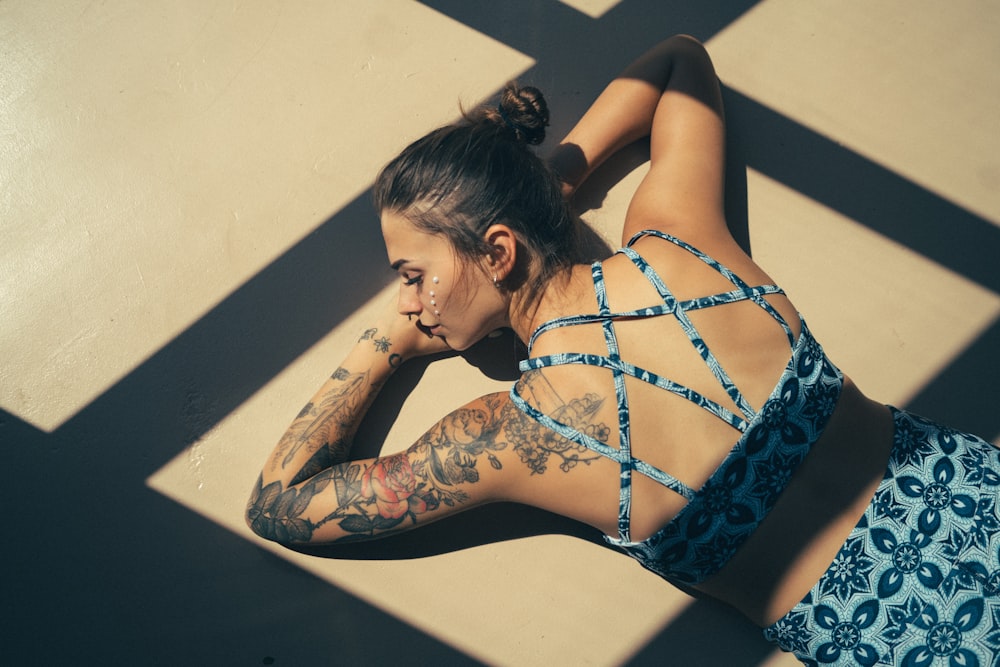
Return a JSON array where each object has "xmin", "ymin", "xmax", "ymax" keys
[
  {"xmin": 509, "ymin": 228, "xmax": 893, "ymax": 624},
  {"xmin": 521, "ymin": 231, "xmax": 799, "ymax": 522}
]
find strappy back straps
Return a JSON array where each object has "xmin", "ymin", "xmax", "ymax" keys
[
  {"xmin": 509, "ymin": 230, "xmax": 800, "ymax": 543},
  {"xmin": 626, "ymin": 230, "xmax": 796, "ymax": 347}
]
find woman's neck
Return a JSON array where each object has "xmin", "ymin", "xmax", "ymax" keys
[{"xmin": 507, "ymin": 263, "xmax": 591, "ymax": 346}]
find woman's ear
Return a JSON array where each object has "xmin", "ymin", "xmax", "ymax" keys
[{"xmin": 483, "ymin": 224, "xmax": 518, "ymax": 281}]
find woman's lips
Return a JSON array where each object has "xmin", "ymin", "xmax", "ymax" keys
[{"xmin": 416, "ymin": 320, "xmax": 441, "ymax": 337}]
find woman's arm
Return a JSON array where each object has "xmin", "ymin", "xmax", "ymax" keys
[
  {"xmin": 548, "ymin": 35, "xmax": 727, "ymax": 245},
  {"xmin": 245, "ymin": 307, "xmax": 507, "ymax": 545},
  {"xmin": 246, "ymin": 312, "xmax": 624, "ymax": 544}
]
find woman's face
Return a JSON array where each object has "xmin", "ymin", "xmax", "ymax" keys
[{"xmin": 381, "ymin": 210, "xmax": 508, "ymax": 351}]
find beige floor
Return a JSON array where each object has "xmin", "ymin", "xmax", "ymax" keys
[{"xmin": 3, "ymin": 1, "xmax": 998, "ymax": 665}]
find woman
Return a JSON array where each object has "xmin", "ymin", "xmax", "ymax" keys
[{"xmin": 247, "ymin": 36, "xmax": 999, "ymax": 665}]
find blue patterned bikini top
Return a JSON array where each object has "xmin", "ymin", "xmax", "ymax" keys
[{"xmin": 509, "ymin": 230, "xmax": 844, "ymax": 586}]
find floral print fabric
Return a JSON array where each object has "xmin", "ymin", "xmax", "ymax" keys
[
  {"xmin": 605, "ymin": 323, "xmax": 843, "ymax": 585},
  {"xmin": 764, "ymin": 408, "xmax": 1000, "ymax": 666}
]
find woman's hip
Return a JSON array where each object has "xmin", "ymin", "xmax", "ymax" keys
[{"xmin": 763, "ymin": 407, "xmax": 1000, "ymax": 665}]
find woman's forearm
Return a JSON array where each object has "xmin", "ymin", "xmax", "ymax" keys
[
  {"xmin": 548, "ymin": 35, "xmax": 709, "ymax": 193},
  {"xmin": 260, "ymin": 325, "xmax": 400, "ymax": 489}
]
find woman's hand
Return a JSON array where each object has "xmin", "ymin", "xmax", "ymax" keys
[
  {"xmin": 546, "ymin": 142, "xmax": 588, "ymax": 201},
  {"xmin": 376, "ymin": 300, "xmax": 453, "ymax": 364}
]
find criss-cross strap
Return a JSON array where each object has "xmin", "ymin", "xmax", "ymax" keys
[
  {"xmin": 509, "ymin": 231, "xmax": 845, "ymax": 586},
  {"xmin": 591, "ymin": 260, "xmax": 640, "ymax": 539},
  {"xmin": 508, "ymin": 386, "xmax": 696, "ymax": 502},
  {"xmin": 509, "ymin": 230, "xmax": 806, "ymax": 544},
  {"xmin": 626, "ymin": 230, "xmax": 796, "ymax": 346},
  {"xmin": 519, "ymin": 353, "xmax": 748, "ymax": 432}
]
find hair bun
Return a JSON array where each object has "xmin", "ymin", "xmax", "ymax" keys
[{"xmin": 494, "ymin": 82, "xmax": 549, "ymax": 145}]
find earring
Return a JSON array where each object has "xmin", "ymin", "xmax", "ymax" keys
[{"xmin": 493, "ymin": 274, "xmax": 500, "ymax": 289}]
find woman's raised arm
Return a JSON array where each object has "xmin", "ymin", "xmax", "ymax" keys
[{"xmin": 548, "ymin": 35, "xmax": 727, "ymax": 245}]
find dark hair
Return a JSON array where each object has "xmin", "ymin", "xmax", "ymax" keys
[{"xmin": 373, "ymin": 82, "xmax": 580, "ymax": 317}]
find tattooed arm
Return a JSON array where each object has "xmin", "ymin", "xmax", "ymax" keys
[
  {"xmin": 247, "ymin": 321, "xmax": 611, "ymax": 546},
  {"xmin": 247, "ymin": 390, "xmax": 517, "ymax": 545},
  {"xmin": 247, "ymin": 293, "xmax": 524, "ymax": 544}
]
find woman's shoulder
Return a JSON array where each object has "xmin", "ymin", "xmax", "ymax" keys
[{"xmin": 620, "ymin": 227, "xmax": 782, "ymax": 294}]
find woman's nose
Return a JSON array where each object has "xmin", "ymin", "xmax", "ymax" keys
[{"xmin": 397, "ymin": 284, "xmax": 422, "ymax": 316}]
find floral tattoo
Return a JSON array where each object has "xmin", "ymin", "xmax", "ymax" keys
[
  {"xmin": 509, "ymin": 370, "xmax": 604, "ymax": 474},
  {"xmin": 359, "ymin": 327, "xmax": 392, "ymax": 354},
  {"xmin": 504, "ymin": 394, "xmax": 606, "ymax": 474},
  {"xmin": 248, "ymin": 395, "xmax": 510, "ymax": 543},
  {"xmin": 249, "ymin": 370, "xmax": 610, "ymax": 544}
]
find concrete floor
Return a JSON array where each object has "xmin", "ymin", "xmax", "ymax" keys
[{"xmin": 3, "ymin": 1, "xmax": 998, "ymax": 665}]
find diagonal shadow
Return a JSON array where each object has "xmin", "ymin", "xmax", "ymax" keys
[
  {"xmin": 419, "ymin": 0, "xmax": 765, "ymax": 143},
  {"xmin": 5, "ymin": 1, "xmax": 998, "ymax": 665},
  {"xmin": 723, "ymin": 87, "xmax": 1000, "ymax": 294},
  {"xmin": 722, "ymin": 86, "xmax": 1000, "ymax": 439},
  {"xmin": 2, "ymin": 196, "xmax": 484, "ymax": 665}
]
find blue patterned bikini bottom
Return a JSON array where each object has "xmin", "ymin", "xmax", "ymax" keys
[{"xmin": 763, "ymin": 407, "xmax": 1000, "ymax": 666}]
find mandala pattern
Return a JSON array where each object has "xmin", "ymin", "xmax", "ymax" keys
[{"xmin": 764, "ymin": 408, "xmax": 1000, "ymax": 665}]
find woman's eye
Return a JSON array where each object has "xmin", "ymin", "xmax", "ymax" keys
[{"xmin": 403, "ymin": 274, "xmax": 422, "ymax": 286}]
